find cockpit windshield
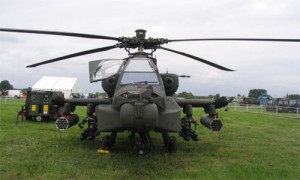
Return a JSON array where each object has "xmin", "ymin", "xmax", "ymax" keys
[
  {"xmin": 89, "ymin": 59, "xmax": 124, "ymax": 82},
  {"xmin": 120, "ymin": 58, "xmax": 159, "ymax": 85}
]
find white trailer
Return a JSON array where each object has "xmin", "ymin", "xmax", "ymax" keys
[{"xmin": 7, "ymin": 90, "xmax": 22, "ymax": 98}]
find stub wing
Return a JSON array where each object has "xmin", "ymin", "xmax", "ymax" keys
[
  {"xmin": 176, "ymin": 97, "xmax": 228, "ymax": 133},
  {"xmin": 52, "ymin": 95, "xmax": 111, "ymax": 107},
  {"xmin": 175, "ymin": 97, "xmax": 228, "ymax": 109}
]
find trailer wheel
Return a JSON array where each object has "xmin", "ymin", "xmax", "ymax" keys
[{"xmin": 36, "ymin": 116, "xmax": 42, "ymax": 122}]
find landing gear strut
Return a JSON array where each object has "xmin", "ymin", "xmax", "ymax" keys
[{"xmin": 100, "ymin": 132, "xmax": 118, "ymax": 152}]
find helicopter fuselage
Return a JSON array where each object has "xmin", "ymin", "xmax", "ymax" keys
[{"xmin": 93, "ymin": 53, "xmax": 181, "ymax": 132}]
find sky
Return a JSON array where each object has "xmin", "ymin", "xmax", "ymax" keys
[{"xmin": 0, "ymin": 0, "xmax": 299, "ymax": 98}]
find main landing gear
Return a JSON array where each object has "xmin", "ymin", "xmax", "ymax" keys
[
  {"xmin": 98, "ymin": 132, "xmax": 118, "ymax": 154},
  {"xmin": 162, "ymin": 132, "xmax": 177, "ymax": 153},
  {"xmin": 98, "ymin": 131, "xmax": 178, "ymax": 155}
]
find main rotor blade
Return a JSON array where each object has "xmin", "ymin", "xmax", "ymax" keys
[
  {"xmin": 168, "ymin": 38, "xmax": 300, "ymax": 42},
  {"xmin": 27, "ymin": 45, "xmax": 117, "ymax": 67},
  {"xmin": 160, "ymin": 46, "xmax": 234, "ymax": 71},
  {"xmin": 0, "ymin": 28, "xmax": 120, "ymax": 41}
]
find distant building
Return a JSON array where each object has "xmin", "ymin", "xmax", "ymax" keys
[
  {"xmin": 7, "ymin": 90, "xmax": 22, "ymax": 98},
  {"xmin": 32, "ymin": 76, "xmax": 82, "ymax": 99},
  {"xmin": 257, "ymin": 93, "xmax": 273, "ymax": 105}
]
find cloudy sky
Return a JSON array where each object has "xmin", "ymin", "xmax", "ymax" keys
[{"xmin": 0, "ymin": 0, "xmax": 299, "ymax": 97}]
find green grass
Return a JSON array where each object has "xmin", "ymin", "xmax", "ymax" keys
[{"xmin": 0, "ymin": 99, "xmax": 299, "ymax": 179}]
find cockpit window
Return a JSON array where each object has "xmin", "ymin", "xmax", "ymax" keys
[
  {"xmin": 121, "ymin": 72, "xmax": 159, "ymax": 85},
  {"xmin": 124, "ymin": 59, "xmax": 156, "ymax": 72},
  {"xmin": 120, "ymin": 58, "xmax": 159, "ymax": 85},
  {"xmin": 89, "ymin": 59, "xmax": 124, "ymax": 82}
]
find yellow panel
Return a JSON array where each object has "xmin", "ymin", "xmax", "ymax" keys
[
  {"xmin": 43, "ymin": 105, "xmax": 48, "ymax": 111},
  {"xmin": 43, "ymin": 105, "xmax": 48, "ymax": 114},
  {"xmin": 31, "ymin": 105, "xmax": 36, "ymax": 111}
]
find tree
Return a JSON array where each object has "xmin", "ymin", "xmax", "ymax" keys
[
  {"xmin": 97, "ymin": 92, "xmax": 108, "ymax": 98},
  {"xmin": 289, "ymin": 94, "xmax": 300, "ymax": 100},
  {"xmin": 177, "ymin": 91, "xmax": 194, "ymax": 99},
  {"xmin": 21, "ymin": 87, "xmax": 31, "ymax": 93},
  {"xmin": 248, "ymin": 89, "xmax": 267, "ymax": 99},
  {"xmin": 0, "ymin": 80, "xmax": 14, "ymax": 90},
  {"xmin": 229, "ymin": 96, "xmax": 235, "ymax": 102},
  {"xmin": 208, "ymin": 94, "xmax": 221, "ymax": 99}
]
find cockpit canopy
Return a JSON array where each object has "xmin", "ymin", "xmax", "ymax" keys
[
  {"xmin": 89, "ymin": 58, "xmax": 159, "ymax": 85},
  {"xmin": 89, "ymin": 59, "xmax": 124, "ymax": 82},
  {"xmin": 120, "ymin": 58, "xmax": 159, "ymax": 85},
  {"xmin": 89, "ymin": 57, "xmax": 178, "ymax": 97}
]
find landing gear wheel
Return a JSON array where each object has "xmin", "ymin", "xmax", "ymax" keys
[
  {"xmin": 166, "ymin": 136, "xmax": 177, "ymax": 153},
  {"xmin": 98, "ymin": 132, "xmax": 117, "ymax": 154},
  {"xmin": 162, "ymin": 133, "xmax": 177, "ymax": 153}
]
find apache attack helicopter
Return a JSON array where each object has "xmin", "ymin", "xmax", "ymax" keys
[{"xmin": 1, "ymin": 28, "xmax": 299, "ymax": 154}]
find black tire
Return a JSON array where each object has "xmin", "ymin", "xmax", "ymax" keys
[{"xmin": 167, "ymin": 136, "xmax": 177, "ymax": 153}]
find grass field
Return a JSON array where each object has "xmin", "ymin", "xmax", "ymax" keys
[{"xmin": 0, "ymin": 99, "xmax": 299, "ymax": 179}]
